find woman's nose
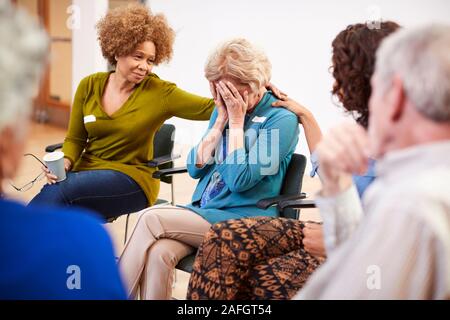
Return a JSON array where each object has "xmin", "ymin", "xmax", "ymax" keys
[{"xmin": 138, "ymin": 63, "xmax": 146, "ymax": 72}]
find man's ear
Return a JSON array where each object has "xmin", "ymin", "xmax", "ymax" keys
[{"xmin": 389, "ymin": 75, "xmax": 406, "ymax": 123}]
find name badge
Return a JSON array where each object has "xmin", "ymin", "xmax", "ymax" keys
[
  {"xmin": 252, "ymin": 116, "xmax": 267, "ymax": 123},
  {"xmin": 84, "ymin": 115, "xmax": 96, "ymax": 123}
]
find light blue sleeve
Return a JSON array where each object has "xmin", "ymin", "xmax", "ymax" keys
[
  {"xmin": 310, "ymin": 151, "xmax": 319, "ymax": 177},
  {"xmin": 215, "ymin": 113, "xmax": 299, "ymax": 193},
  {"xmin": 352, "ymin": 159, "xmax": 377, "ymax": 197},
  {"xmin": 186, "ymin": 107, "xmax": 218, "ymax": 179}
]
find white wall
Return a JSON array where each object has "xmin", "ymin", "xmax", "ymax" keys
[
  {"xmin": 72, "ymin": 0, "xmax": 108, "ymax": 98},
  {"xmin": 145, "ymin": 0, "xmax": 450, "ymax": 167},
  {"xmin": 71, "ymin": 0, "xmax": 450, "ymax": 169}
]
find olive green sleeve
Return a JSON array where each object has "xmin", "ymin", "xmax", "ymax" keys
[
  {"xmin": 62, "ymin": 77, "xmax": 89, "ymax": 165},
  {"xmin": 164, "ymin": 83, "xmax": 215, "ymax": 120}
]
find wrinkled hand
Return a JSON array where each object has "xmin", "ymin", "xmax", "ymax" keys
[
  {"xmin": 216, "ymin": 81, "xmax": 248, "ymax": 127},
  {"xmin": 272, "ymin": 96, "xmax": 312, "ymax": 121},
  {"xmin": 316, "ymin": 123, "xmax": 370, "ymax": 196},
  {"xmin": 266, "ymin": 82, "xmax": 287, "ymax": 100},
  {"xmin": 43, "ymin": 158, "xmax": 72, "ymax": 184},
  {"xmin": 209, "ymin": 81, "xmax": 228, "ymax": 124},
  {"xmin": 303, "ymin": 222, "xmax": 326, "ymax": 258}
]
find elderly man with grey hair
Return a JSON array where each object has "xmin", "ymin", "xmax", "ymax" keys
[
  {"xmin": 294, "ymin": 24, "xmax": 450, "ymax": 299},
  {"xmin": 0, "ymin": 1, "xmax": 125, "ymax": 299}
]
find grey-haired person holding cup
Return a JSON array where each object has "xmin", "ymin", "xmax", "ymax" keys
[{"xmin": 0, "ymin": 0, "xmax": 126, "ymax": 299}]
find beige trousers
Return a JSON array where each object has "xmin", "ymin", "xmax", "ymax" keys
[{"xmin": 118, "ymin": 205, "xmax": 211, "ymax": 300}]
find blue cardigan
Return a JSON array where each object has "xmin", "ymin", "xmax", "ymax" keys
[
  {"xmin": 182, "ymin": 91, "xmax": 299, "ymax": 224},
  {"xmin": 0, "ymin": 199, "xmax": 126, "ymax": 299}
]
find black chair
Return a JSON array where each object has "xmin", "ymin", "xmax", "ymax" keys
[
  {"xmin": 152, "ymin": 153, "xmax": 308, "ymax": 273},
  {"xmin": 45, "ymin": 123, "xmax": 180, "ymax": 244}
]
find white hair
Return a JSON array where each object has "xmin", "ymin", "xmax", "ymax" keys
[
  {"xmin": 204, "ymin": 38, "xmax": 271, "ymax": 92},
  {"xmin": 0, "ymin": 0, "xmax": 48, "ymax": 133},
  {"xmin": 375, "ymin": 24, "xmax": 450, "ymax": 122}
]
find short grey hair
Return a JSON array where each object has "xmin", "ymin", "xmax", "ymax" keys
[
  {"xmin": 204, "ymin": 38, "xmax": 271, "ymax": 92},
  {"xmin": 0, "ymin": 1, "xmax": 48, "ymax": 132},
  {"xmin": 375, "ymin": 24, "xmax": 450, "ymax": 122}
]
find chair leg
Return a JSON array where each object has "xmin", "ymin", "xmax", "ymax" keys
[
  {"xmin": 124, "ymin": 213, "xmax": 130, "ymax": 245},
  {"xmin": 172, "ymin": 269, "xmax": 177, "ymax": 289},
  {"xmin": 170, "ymin": 181, "xmax": 175, "ymax": 205}
]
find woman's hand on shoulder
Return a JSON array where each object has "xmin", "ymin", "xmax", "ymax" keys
[
  {"xmin": 266, "ymin": 82, "xmax": 287, "ymax": 100},
  {"xmin": 272, "ymin": 96, "xmax": 312, "ymax": 121}
]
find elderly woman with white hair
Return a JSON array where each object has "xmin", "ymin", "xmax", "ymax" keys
[
  {"xmin": 0, "ymin": 2, "xmax": 125, "ymax": 299},
  {"xmin": 119, "ymin": 38, "xmax": 300, "ymax": 299}
]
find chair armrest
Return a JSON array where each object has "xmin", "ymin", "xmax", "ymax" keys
[
  {"xmin": 45, "ymin": 143, "xmax": 63, "ymax": 152},
  {"xmin": 152, "ymin": 167, "xmax": 188, "ymax": 179},
  {"xmin": 256, "ymin": 193, "xmax": 307, "ymax": 210},
  {"xmin": 147, "ymin": 154, "xmax": 181, "ymax": 168},
  {"xmin": 278, "ymin": 199, "xmax": 316, "ymax": 210}
]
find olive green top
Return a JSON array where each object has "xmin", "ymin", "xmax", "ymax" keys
[{"xmin": 62, "ymin": 72, "xmax": 214, "ymax": 206}]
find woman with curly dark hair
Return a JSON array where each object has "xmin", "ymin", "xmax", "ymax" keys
[
  {"xmin": 275, "ymin": 21, "xmax": 400, "ymax": 196},
  {"xmin": 187, "ymin": 21, "xmax": 400, "ymax": 300},
  {"xmin": 331, "ymin": 21, "xmax": 401, "ymax": 128},
  {"xmin": 28, "ymin": 3, "xmax": 217, "ymax": 219}
]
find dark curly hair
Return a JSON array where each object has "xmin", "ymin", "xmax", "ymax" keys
[
  {"xmin": 96, "ymin": 3, "xmax": 175, "ymax": 67},
  {"xmin": 331, "ymin": 21, "xmax": 400, "ymax": 128}
]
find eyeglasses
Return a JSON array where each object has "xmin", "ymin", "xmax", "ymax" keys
[{"xmin": 9, "ymin": 153, "xmax": 47, "ymax": 192}]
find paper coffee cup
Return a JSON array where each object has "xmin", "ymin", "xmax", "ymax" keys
[{"xmin": 43, "ymin": 151, "xmax": 66, "ymax": 182}]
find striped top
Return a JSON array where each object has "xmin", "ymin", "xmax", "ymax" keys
[{"xmin": 295, "ymin": 141, "xmax": 450, "ymax": 299}]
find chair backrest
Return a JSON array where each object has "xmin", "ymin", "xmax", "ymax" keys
[
  {"xmin": 175, "ymin": 152, "xmax": 308, "ymax": 274},
  {"xmin": 153, "ymin": 123, "xmax": 176, "ymax": 184},
  {"xmin": 278, "ymin": 153, "xmax": 307, "ymax": 219}
]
